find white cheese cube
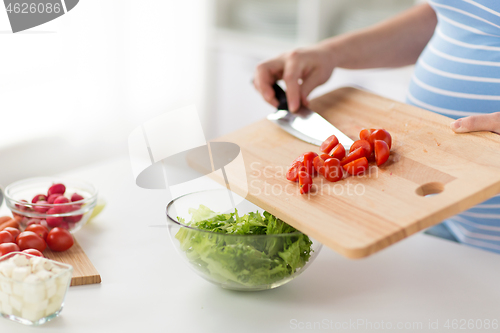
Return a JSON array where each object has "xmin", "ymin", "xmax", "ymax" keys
[
  {"xmin": 51, "ymin": 267, "xmax": 63, "ymax": 275},
  {"xmin": 23, "ymin": 284, "xmax": 46, "ymax": 304},
  {"xmin": 0, "ymin": 290, "xmax": 8, "ymax": 303},
  {"xmin": 45, "ymin": 277, "xmax": 56, "ymax": 290},
  {"xmin": 55, "ymin": 284, "xmax": 68, "ymax": 298},
  {"xmin": 0, "ymin": 262, "xmax": 16, "ymax": 278},
  {"xmin": 45, "ymin": 298, "xmax": 62, "ymax": 316},
  {"xmin": 24, "ymin": 299, "xmax": 48, "ymax": 312},
  {"xmin": 46, "ymin": 284, "xmax": 56, "ymax": 300},
  {"xmin": 12, "ymin": 254, "xmax": 30, "ymax": 267},
  {"xmin": 0, "ymin": 281, "xmax": 12, "ymax": 295},
  {"xmin": 10, "ymin": 295, "xmax": 23, "ymax": 312},
  {"xmin": 21, "ymin": 307, "xmax": 45, "ymax": 322},
  {"xmin": 35, "ymin": 270, "xmax": 53, "ymax": 281},
  {"xmin": 12, "ymin": 282, "xmax": 24, "ymax": 297},
  {"xmin": 11, "ymin": 267, "xmax": 30, "ymax": 281},
  {"xmin": 2, "ymin": 301, "xmax": 13, "ymax": 315},
  {"xmin": 30, "ymin": 257, "xmax": 46, "ymax": 274},
  {"xmin": 56, "ymin": 271, "xmax": 71, "ymax": 286},
  {"xmin": 43, "ymin": 260, "xmax": 55, "ymax": 272}
]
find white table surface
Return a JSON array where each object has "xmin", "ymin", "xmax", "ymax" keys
[{"xmin": 2, "ymin": 156, "xmax": 500, "ymax": 333}]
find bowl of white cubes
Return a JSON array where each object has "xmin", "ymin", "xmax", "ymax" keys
[{"xmin": 0, "ymin": 252, "xmax": 73, "ymax": 325}]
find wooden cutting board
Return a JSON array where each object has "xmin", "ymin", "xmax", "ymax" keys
[
  {"xmin": 211, "ymin": 87, "xmax": 500, "ymax": 259},
  {"xmin": 44, "ymin": 239, "xmax": 101, "ymax": 286}
]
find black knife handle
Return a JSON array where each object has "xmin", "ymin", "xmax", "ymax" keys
[{"xmin": 272, "ymin": 83, "xmax": 289, "ymax": 111}]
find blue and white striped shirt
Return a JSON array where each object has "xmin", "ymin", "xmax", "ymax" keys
[{"xmin": 407, "ymin": 0, "xmax": 500, "ymax": 254}]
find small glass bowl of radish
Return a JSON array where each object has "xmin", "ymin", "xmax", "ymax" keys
[{"xmin": 4, "ymin": 177, "xmax": 98, "ymax": 233}]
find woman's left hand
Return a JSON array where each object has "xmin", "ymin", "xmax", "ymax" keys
[{"xmin": 450, "ymin": 112, "xmax": 500, "ymax": 134}]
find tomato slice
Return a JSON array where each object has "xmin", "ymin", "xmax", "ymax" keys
[
  {"xmin": 324, "ymin": 158, "xmax": 343, "ymax": 182},
  {"xmin": 350, "ymin": 139, "xmax": 372, "ymax": 157},
  {"xmin": 374, "ymin": 140, "xmax": 390, "ymax": 166},
  {"xmin": 286, "ymin": 161, "xmax": 303, "ymax": 182},
  {"xmin": 368, "ymin": 129, "xmax": 392, "ymax": 149},
  {"xmin": 330, "ymin": 143, "xmax": 346, "ymax": 160},
  {"xmin": 298, "ymin": 166, "xmax": 313, "ymax": 194},
  {"xmin": 340, "ymin": 147, "xmax": 365, "ymax": 166},
  {"xmin": 343, "ymin": 157, "xmax": 369, "ymax": 175},
  {"xmin": 313, "ymin": 156, "xmax": 326, "ymax": 177},
  {"xmin": 359, "ymin": 128, "xmax": 376, "ymax": 141},
  {"xmin": 320, "ymin": 135, "xmax": 339, "ymax": 154},
  {"xmin": 319, "ymin": 153, "xmax": 331, "ymax": 160},
  {"xmin": 302, "ymin": 152, "xmax": 318, "ymax": 175}
]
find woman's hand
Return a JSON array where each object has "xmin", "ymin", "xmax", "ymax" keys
[
  {"xmin": 253, "ymin": 44, "xmax": 336, "ymax": 113},
  {"xmin": 450, "ymin": 113, "xmax": 500, "ymax": 134}
]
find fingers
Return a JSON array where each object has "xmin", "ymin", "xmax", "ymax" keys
[
  {"xmin": 254, "ymin": 58, "xmax": 283, "ymax": 108},
  {"xmin": 299, "ymin": 69, "xmax": 325, "ymax": 107},
  {"xmin": 451, "ymin": 112, "xmax": 500, "ymax": 134},
  {"xmin": 282, "ymin": 51, "xmax": 303, "ymax": 112}
]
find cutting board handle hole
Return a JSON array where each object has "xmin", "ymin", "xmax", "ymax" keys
[{"xmin": 416, "ymin": 182, "xmax": 444, "ymax": 197}]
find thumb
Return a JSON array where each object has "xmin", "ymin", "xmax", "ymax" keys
[{"xmin": 451, "ymin": 113, "xmax": 500, "ymax": 134}]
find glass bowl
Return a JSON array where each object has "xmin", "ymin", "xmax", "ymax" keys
[
  {"xmin": 4, "ymin": 177, "xmax": 98, "ymax": 233},
  {"xmin": 0, "ymin": 252, "xmax": 73, "ymax": 326},
  {"xmin": 166, "ymin": 189, "xmax": 322, "ymax": 291}
]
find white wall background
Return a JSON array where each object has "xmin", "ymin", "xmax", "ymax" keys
[
  {"xmin": 0, "ymin": 0, "xmax": 207, "ymax": 186},
  {"xmin": 0, "ymin": 0, "xmax": 419, "ymax": 188}
]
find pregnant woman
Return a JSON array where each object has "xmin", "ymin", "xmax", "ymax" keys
[{"xmin": 253, "ymin": 0, "xmax": 500, "ymax": 253}]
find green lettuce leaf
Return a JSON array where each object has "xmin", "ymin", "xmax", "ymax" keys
[{"xmin": 175, "ymin": 205, "xmax": 313, "ymax": 287}]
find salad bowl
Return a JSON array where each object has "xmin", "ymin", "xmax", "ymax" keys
[{"xmin": 166, "ymin": 189, "xmax": 322, "ymax": 291}]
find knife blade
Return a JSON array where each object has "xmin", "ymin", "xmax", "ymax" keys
[{"xmin": 267, "ymin": 83, "xmax": 354, "ymax": 151}]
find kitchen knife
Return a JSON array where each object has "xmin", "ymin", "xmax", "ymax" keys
[{"xmin": 267, "ymin": 83, "xmax": 354, "ymax": 151}]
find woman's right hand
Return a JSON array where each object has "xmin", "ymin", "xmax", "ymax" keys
[{"xmin": 253, "ymin": 43, "xmax": 336, "ymax": 112}]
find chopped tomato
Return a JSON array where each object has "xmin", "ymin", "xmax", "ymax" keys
[
  {"xmin": 324, "ymin": 158, "xmax": 343, "ymax": 182},
  {"xmin": 298, "ymin": 166, "xmax": 313, "ymax": 194},
  {"xmin": 319, "ymin": 153, "xmax": 331, "ymax": 161},
  {"xmin": 343, "ymin": 157, "xmax": 369, "ymax": 175},
  {"xmin": 320, "ymin": 135, "xmax": 339, "ymax": 154},
  {"xmin": 286, "ymin": 161, "xmax": 303, "ymax": 182},
  {"xmin": 350, "ymin": 139, "xmax": 372, "ymax": 157},
  {"xmin": 330, "ymin": 143, "xmax": 346, "ymax": 160},
  {"xmin": 359, "ymin": 128, "xmax": 376, "ymax": 141},
  {"xmin": 313, "ymin": 156, "xmax": 326, "ymax": 177},
  {"xmin": 302, "ymin": 152, "xmax": 318, "ymax": 175},
  {"xmin": 340, "ymin": 147, "xmax": 365, "ymax": 166},
  {"xmin": 368, "ymin": 129, "xmax": 392, "ymax": 149},
  {"xmin": 374, "ymin": 140, "xmax": 390, "ymax": 166}
]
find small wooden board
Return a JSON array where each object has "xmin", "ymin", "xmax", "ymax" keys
[
  {"xmin": 44, "ymin": 239, "xmax": 101, "ymax": 286},
  {"xmin": 211, "ymin": 87, "xmax": 500, "ymax": 259}
]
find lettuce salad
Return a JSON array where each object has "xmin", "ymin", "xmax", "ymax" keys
[{"xmin": 175, "ymin": 205, "xmax": 313, "ymax": 287}]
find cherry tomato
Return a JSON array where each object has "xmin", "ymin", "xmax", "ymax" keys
[
  {"xmin": 302, "ymin": 152, "xmax": 318, "ymax": 175},
  {"xmin": 330, "ymin": 143, "xmax": 346, "ymax": 160},
  {"xmin": 25, "ymin": 224, "xmax": 49, "ymax": 241},
  {"xmin": 368, "ymin": 129, "xmax": 392, "ymax": 149},
  {"xmin": 374, "ymin": 140, "xmax": 390, "ymax": 166},
  {"xmin": 343, "ymin": 157, "xmax": 369, "ymax": 175},
  {"xmin": 324, "ymin": 158, "xmax": 343, "ymax": 182},
  {"xmin": 350, "ymin": 139, "xmax": 372, "ymax": 157},
  {"xmin": 313, "ymin": 156, "xmax": 326, "ymax": 176},
  {"xmin": 0, "ymin": 231, "xmax": 14, "ymax": 244},
  {"xmin": 320, "ymin": 135, "xmax": 339, "ymax": 154},
  {"xmin": 286, "ymin": 161, "xmax": 302, "ymax": 182},
  {"xmin": 340, "ymin": 147, "xmax": 365, "ymax": 166},
  {"xmin": 298, "ymin": 166, "xmax": 313, "ymax": 194},
  {"xmin": 3, "ymin": 227, "xmax": 20, "ymax": 240},
  {"xmin": 16, "ymin": 231, "xmax": 47, "ymax": 252},
  {"xmin": 359, "ymin": 128, "xmax": 376, "ymax": 141},
  {"xmin": 22, "ymin": 249, "xmax": 44, "ymax": 258},
  {"xmin": 0, "ymin": 243, "xmax": 20, "ymax": 256},
  {"xmin": 319, "ymin": 153, "xmax": 331, "ymax": 160},
  {"xmin": 46, "ymin": 228, "xmax": 74, "ymax": 252}
]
